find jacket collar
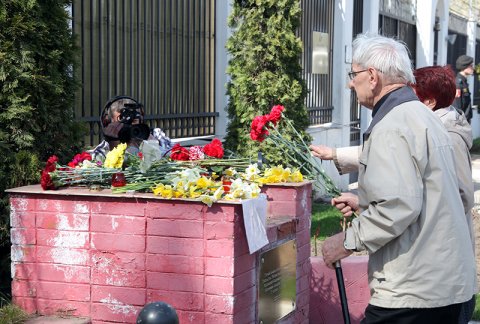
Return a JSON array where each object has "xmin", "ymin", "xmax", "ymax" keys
[{"xmin": 363, "ymin": 86, "xmax": 419, "ymax": 142}]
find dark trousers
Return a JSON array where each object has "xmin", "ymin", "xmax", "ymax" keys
[{"xmin": 360, "ymin": 303, "xmax": 462, "ymax": 324}]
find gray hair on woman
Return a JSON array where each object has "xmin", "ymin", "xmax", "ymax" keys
[{"xmin": 352, "ymin": 33, "xmax": 415, "ymax": 84}]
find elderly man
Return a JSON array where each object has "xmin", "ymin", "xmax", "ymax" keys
[{"xmin": 321, "ymin": 34, "xmax": 477, "ymax": 323}]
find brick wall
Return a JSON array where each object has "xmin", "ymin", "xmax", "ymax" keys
[{"xmin": 9, "ymin": 183, "xmax": 312, "ymax": 324}]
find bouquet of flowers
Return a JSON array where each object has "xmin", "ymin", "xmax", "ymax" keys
[
  {"xmin": 39, "ymin": 135, "xmax": 308, "ymax": 205},
  {"xmin": 250, "ymin": 104, "xmax": 340, "ymax": 196}
]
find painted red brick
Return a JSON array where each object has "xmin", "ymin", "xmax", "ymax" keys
[
  {"xmin": 37, "ymin": 229, "xmax": 89, "ymax": 249},
  {"xmin": 36, "ymin": 246, "xmax": 89, "ymax": 266},
  {"xmin": 91, "ymin": 302, "xmax": 140, "ymax": 323},
  {"xmin": 204, "ymin": 221, "xmax": 236, "ymax": 240},
  {"xmin": 147, "ymin": 236, "xmax": 204, "ymax": 256},
  {"xmin": 203, "ymin": 204, "xmax": 239, "ymax": 222},
  {"xmin": 147, "ymin": 289, "xmax": 204, "ymax": 311},
  {"xmin": 175, "ymin": 310, "xmax": 205, "ymax": 324},
  {"xmin": 205, "ymin": 239, "xmax": 234, "ymax": 258},
  {"xmin": 10, "ymin": 196, "xmax": 36, "ymax": 211},
  {"xmin": 91, "ymin": 252, "xmax": 146, "ymax": 288},
  {"xmin": 230, "ymin": 304, "xmax": 256, "ymax": 324},
  {"xmin": 91, "ymin": 214, "xmax": 145, "ymax": 235},
  {"xmin": 36, "ymin": 282, "xmax": 90, "ymax": 301},
  {"xmin": 310, "ymin": 256, "xmax": 369, "ymax": 324},
  {"xmin": 146, "ymin": 254, "xmax": 204, "ymax": 274},
  {"xmin": 91, "ymin": 233, "xmax": 145, "ymax": 253},
  {"xmin": 10, "ymin": 228, "xmax": 36, "ymax": 245},
  {"xmin": 90, "ymin": 251, "xmax": 146, "ymax": 270},
  {"xmin": 10, "ymin": 183, "xmax": 312, "ymax": 323},
  {"xmin": 91, "ymin": 199, "xmax": 145, "ymax": 217},
  {"xmin": 10, "ymin": 211, "xmax": 36, "ymax": 228},
  {"xmin": 12, "ymin": 280, "xmax": 36, "ymax": 297},
  {"xmin": 13, "ymin": 263, "xmax": 37, "ymax": 281},
  {"xmin": 204, "ymin": 294, "xmax": 234, "ymax": 314},
  {"xmin": 36, "ymin": 298, "xmax": 90, "ymax": 317},
  {"xmin": 36, "ymin": 198, "xmax": 90, "ymax": 214},
  {"xmin": 233, "ymin": 253, "xmax": 256, "ymax": 275},
  {"xmin": 146, "ymin": 201, "xmax": 206, "ymax": 220},
  {"xmin": 262, "ymin": 186, "xmax": 303, "ymax": 201},
  {"xmin": 11, "ymin": 245, "xmax": 36, "ymax": 263},
  {"xmin": 36, "ymin": 212, "xmax": 90, "ymax": 231},
  {"xmin": 296, "ymin": 228, "xmax": 311, "ymax": 247},
  {"xmin": 147, "ymin": 272, "xmax": 204, "ymax": 293},
  {"xmin": 204, "ymin": 276, "xmax": 233, "ymax": 295},
  {"xmin": 92, "ymin": 285, "xmax": 146, "ymax": 306},
  {"xmin": 204, "ymin": 312, "xmax": 234, "ymax": 323},
  {"xmin": 298, "ymin": 241, "xmax": 312, "ymax": 264},
  {"xmin": 147, "ymin": 218, "xmax": 203, "ymax": 238},
  {"xmin": 36, "ymin": 263, "xmax": 90, "ymax": 283},
  {"xmin": 205, "ymin": 256, "xmax": 234, "ymax": 277},
  {"xmin": 12, "ymin": 296, "xmax": 37, "ymax": 314}
]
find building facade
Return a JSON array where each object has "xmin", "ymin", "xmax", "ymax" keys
[{"xmin": 71, "ymin": 0, "xmax": 479, "ymax": 189}]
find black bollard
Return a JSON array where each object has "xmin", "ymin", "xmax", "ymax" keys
[{"xmin": 136, "ymin": 301, "xmax": 179, "ymax": 324}]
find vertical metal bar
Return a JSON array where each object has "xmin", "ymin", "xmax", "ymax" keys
[
  {"xmin": 211, "ymin": 0, "xmax": 216, "ymax": 135},
  {"xmin": 113, "ymin": 0, "xmax": 118, "ymax": 94},
  {"xmin": 90, "ymin": 0, "xmax": 94, "ymax": 122},
  {"xmin": 129, "ymin": 0, "xmax": 133, "ymax": 94},
  {"xmin": 163, "ymin": 0, "xmax": 168, "ymax": 135},
  {"xmin": 106, "ymin": 0, "xmax": 110, "ymax": 97},
  {"xmin": 98, "ymin": 0, "xmax": 103, "ymax": 112},
  {"xmin": 143, "ymin": 0, "xmax": 147, "ymax": 104},
  {"xmin": 137, "ymin": 0, "xmax": 141, "ymax": 98},
  {"xmin": 150, "ymin": 0, "xmax": 154, "ymax": 128},
  {"xmin": 169, "ymin": 0, "xmax": 174, "ymax": 137}
]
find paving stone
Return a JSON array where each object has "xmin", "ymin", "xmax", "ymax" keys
[{"xmin": 24, "ymin": 316, "xmax": 90, "ymax": 324}]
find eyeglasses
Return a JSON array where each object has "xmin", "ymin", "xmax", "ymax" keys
[{"xmin": 348, "ymin": 69, "xmax": 369, "ymax": 80}]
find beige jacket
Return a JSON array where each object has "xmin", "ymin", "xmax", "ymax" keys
[{"xmin": 344, "ymin": 100, "xmax": 477, "ymax": 308}]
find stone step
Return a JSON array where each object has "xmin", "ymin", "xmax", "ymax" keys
[{"xmin": 24, "ymin": 316, "xmax": 90, "ymax": 324}]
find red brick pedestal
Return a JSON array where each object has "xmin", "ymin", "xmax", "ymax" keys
[{"xmin": 8, "ymin": 183, "xmax": 311, "ymax": 324}]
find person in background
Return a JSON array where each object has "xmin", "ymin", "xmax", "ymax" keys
[
  {"xmin": 321, "ymin": 34, "xmax": 476, "ymax": 324},
  {"xmin": 90, "ymin": 96, "xmax": 172, "ymax": 160},
  {"xmin": 453, "ymin": 54, "xmax": 474, "ymax": 123}
]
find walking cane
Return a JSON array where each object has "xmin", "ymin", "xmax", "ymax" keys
[{"xmin": 335, "ymin": 217, "xmax": 351, "ymax": 324}]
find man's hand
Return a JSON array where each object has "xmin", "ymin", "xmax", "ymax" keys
[
  {"xmin": 331, "ymin": 192, "xmax": 359, "ymax": 217},
  {"xmin": 322, "ymin": 232, "xmax": 353, "ymax": 269},
  {"xmin": 309, "ymin": 144, "xmax": 334, "ymax": 160}
]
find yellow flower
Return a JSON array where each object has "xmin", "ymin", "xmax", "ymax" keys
[
  {"xmin": 189, "ymin": 185, "xmax": 201, "ymax": 198},
  {"xmin": 200, "ymin": 195, "xmax": 216, "ymax": 207},
  {"xmin": 104, "ymin": 143, "xmax": 127, "ymax": 168},
  {"xmin": 196, "ymin": 176, "xmax": 213, "ymax": 189},
  {"xmin": 213, "ymin": 186, "xmax": 224, "ymax": 200},
  {"xmin": 290, "ymin": 170, "xmax": 303, "ymax": 182},
  {"xmin": 152, "ymin": 184, "xmax": 165, "ymax": 196}
]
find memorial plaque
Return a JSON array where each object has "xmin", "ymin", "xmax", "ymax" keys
[
  {"xmin": 312, "ymin": 31, "xmax": 329, "ymax": 74},
  {"xmin": 258, "ymin": 240, "xmax": 297, "ymax": 324}
]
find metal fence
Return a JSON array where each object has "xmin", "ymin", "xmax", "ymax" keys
[
  {"xmin": 299, "ymin": 0, "xmax": 335, "ymax": 125},
  {"xmin": 72, "ymin": 0, "xmax": 216, "ymax": 146}
]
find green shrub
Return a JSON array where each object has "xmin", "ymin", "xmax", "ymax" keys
[
  {"xmin": 0, "ymin": 0, "xmax": 83, "ymax": 298},
  {"xmin": 224, "ymin": 0, "xmax": 310, "ymax": 166}
]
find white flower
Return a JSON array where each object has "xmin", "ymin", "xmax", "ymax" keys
[{"xmin": 243, "ymin": 163, "xmax": 260, "ymax": 180}]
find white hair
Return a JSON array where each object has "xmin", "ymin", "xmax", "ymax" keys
[{"xmin": 352, "ymin": 33, "xmax": 415, "ymax": 84}]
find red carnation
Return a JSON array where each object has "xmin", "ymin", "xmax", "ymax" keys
[
  {"xmin": 203, "ymin": 138, "xmax": 224, "ymax": 158},
  {"xmin": 250, "ymin": 115, "xmax": 270, "ymax": 142},
  {"xmin": 68, "ymin": 152, "xmax": 92, "ymax": 168},
  {"xmin": 170, "ymin": 143, "xmax": 190, "ymax": 161},
  {"xmin": 45, "ymin": 155, "xmax": 58, "ymax": 172},
  {"xmin": 268, "ymin": 104, "xmax": 285, "ymax": 125},
  {"xmin": 40, "ymin": 170, "xmax": 56, "ymax": 190}
]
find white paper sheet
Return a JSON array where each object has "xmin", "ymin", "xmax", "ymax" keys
[{"xmin": 242, "ymin": 194, "xmax": 269, "ymax": 254}]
